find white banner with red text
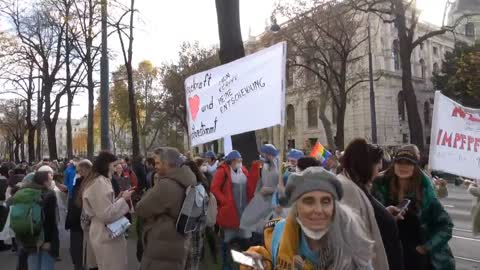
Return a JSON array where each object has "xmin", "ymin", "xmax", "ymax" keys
[
  {"xmin": 184, "ymin": 42, "xmax": 286, "ymax": 147},
  {"xmin": 429, "ymin": 91, "xmax": 480, "ymax": 179}
]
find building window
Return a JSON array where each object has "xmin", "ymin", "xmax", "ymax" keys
[
  {"xmin": 433, "ymin": 46, "xmax": 438, "ymax": 56},
  {"xmin": 307, "ymin": 100, "xmax": 318, "ymax": 128},
  {"xmin": 420, "ymin": 43, "xmax": 424, "ymax": 50},
  {"xmin": 424, "ymin": 101, "xmax": 430, "ymax": 126},
  {"xmin": 392, "ymin": 39, "xmax": 400, "ymax": 71},
  {"xmin": 305, "ymin": 59, "xmax": 315, "ymax": 83},
  {"xmin": 426, "ymin": 136, "xmax": 431, "ymax": 145},
  {"xmin": 398, "ymin": 91, "xmax": 406, "ymax": 121},
  {"xmin": 465, "ymin": 22, "xmax": 475, "ymax": 37},
  {"xmin": 433, "ymin": 62, "xmax": 439, "ymax": 74},
  {"xmin": 419, "ymin": 59, "xmax": 426, "ymax": 79},
  {"xmin": 286, "ymin": 104, "xmax": 295, "ymax": 129},
  {"xmin": 288, "ymin": 139, "xmax": 296, "ymax": 149},
  {"xmin": 309, "ymin": 138, "xmax": 318, "ymax": 147},
  {"xmin": 402, "ymin": 134, "xmax": 408, "ymax": 143}
]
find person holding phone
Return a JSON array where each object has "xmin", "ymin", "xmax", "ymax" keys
[
  {"xmin": 239, "ymin": 167, "xmax": 374, "ymax": 270},
  {"xmin": 372, "ymin": 146, "xmax": 455, "ymax": 270},
  {"xmin": 81, "ymin": 151, "xmax": 133, "ymax": 270}
]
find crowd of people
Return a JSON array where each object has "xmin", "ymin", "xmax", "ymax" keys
[{"xmin": 0, "ymin": 138, "xmax": 463, "ymax": 270}]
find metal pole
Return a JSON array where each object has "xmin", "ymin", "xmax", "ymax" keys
[
  {"xmin": 368, "ymin": 22, "xmax": 378, "ymax": 144},
  {"xmin": 100, "ymin": 0, "xmax": 110, "ymax": 150}
]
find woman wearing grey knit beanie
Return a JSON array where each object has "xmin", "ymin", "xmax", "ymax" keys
[{"xmin": 239, "ymin": 166, "xmax": 374, "ymax": 270}]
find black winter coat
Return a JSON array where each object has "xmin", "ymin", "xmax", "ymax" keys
[{"xmin": 367, "ymin": 193, "xmax": 405, "ymax": 270}]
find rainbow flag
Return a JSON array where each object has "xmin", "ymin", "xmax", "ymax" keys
[{"xmin": 309, "ymin": 142, "xmax": 332, "ymax": 166}]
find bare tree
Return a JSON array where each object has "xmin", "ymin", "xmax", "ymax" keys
[
  {"xmin": 2, "ymin": 0, "xmax": 69, "ymax": 160},
  {"xmin": 71, "ymin": 0, "xmax": 101, "ymax": 159},
  {"xmin": 0, "ymin": 99, "xmax": 27, "ymax": 162},
  {"xmin": 1, "ymin": 60, "xmax": 38, "ymax": 162},
  {"xmin": 114, "ymin": 0, "xmax": 140, "ymax": 159},
  {"xmin": 274, "ymin": 0, "xmax": 371, "ymax": 150},
  {"xmin": 347, "ymin": 0, "xmax": 472, "ymax": 151}
]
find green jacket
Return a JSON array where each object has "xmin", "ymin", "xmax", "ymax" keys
[{"xmin": 372, "ymin": 174, "xmax": 455, "ymax": 270}]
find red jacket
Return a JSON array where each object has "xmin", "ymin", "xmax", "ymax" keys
[
  {"xmin": 247, "ymin": 161, "xmax": 263, "ymax": 200},
  {"xmin": 210, "ymin": 163, "xmax": 251, "ymax": 229}
]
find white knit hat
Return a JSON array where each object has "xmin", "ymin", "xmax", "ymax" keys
[{"xmin": 37, "ymin": 165, "xmax": 54, "ymax": 174}]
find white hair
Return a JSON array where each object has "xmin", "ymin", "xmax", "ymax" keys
[
  {"xmin": 290, "ymin": 201, "xmax": 374, "ymax": 270},
  {"xmin": 37, "ymin": 165, "xmax": 54, "ymax": 174}
]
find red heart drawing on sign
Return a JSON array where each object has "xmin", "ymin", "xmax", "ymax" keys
[{"xmin": 188, "ymin": 95, "xmax": 200, "ymax": 121}]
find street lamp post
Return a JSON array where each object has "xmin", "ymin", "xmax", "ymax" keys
[
  {"xmin": 368, "ymin": 21, "xmax": 378, "ymax": 144},
  {"xmin": 100, "ymin": 0, "xmax": 110, "ymax": 150}
]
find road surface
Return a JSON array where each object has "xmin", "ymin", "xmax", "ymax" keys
[{"xmin": 441, "ymin": 184, "xmax": 480, "ymax": 269}]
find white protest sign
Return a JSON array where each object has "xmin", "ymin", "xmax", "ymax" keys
[
  {"xmin": 184, "ymin": 42, "xmax": 287, "ymax": 147},
  {"xmin": 429, "ymin": 91, "xmax": 480, "ymax": 179}
]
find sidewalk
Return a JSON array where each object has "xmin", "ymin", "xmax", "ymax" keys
[{"xmin": 0, "ymin": 238, "xmax": 140, "ymax": 270}]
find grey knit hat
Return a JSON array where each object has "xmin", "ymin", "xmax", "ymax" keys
[{"xmin": 282, "ymin": 166, "xmax": 343, "ymax": 207}]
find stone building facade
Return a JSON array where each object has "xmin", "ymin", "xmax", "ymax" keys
[{"xmin": 246, "ymin": 1, "xmax": 478, "ymax": 152}]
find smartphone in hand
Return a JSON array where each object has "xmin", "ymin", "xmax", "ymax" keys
[
  {"xmin": 397, "ymin": 199, "xmax": 411, "ymax": 213},
  {"xmin": 231, "ymin": 250, "xmax": 264, "ymax": 270}
]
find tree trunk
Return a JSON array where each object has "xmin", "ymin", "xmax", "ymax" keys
[
  {"xmin": 20, "ymin": 141, "xmax": 25, "ymax": 161},
  {"xmin": 127, "ymin": 68, "xmax": 140, "ymax": 159},
  {"xmin": 400, "ymin": 51, "xmax": 424, "ymax": 151},
  {"xmin": 335, "ymin": 103, "xmax": 347, "ymax": 150},
  {"xmin": 318, "ymin": 93, "xmax": 335, "ymax": 151},
  {"xmin": 126, "ymin": 0, "xmax": 140, "ymax": 159},
  {"xmin": 66, "ymin": 94, "xmax": 73, "ymax": 159},
  {"xmin": 14, "ymin": 141, "xmax": 20, "ymax": 163},
  {"xmin": 45, "ymin": 121, "xmax": 58, "ymax": 160},
  {"xmin": 26, "ymin": 65, "xmax": 36, "ymax": 162},
  {"xmin": 215, "ymin": 0, "xmax": 258, "ymax": 165},
  {"xmin": 66, "ymin": 19, "xmax": 73, "ymax": 160},
  {"xmin": 100, "ymin": 0, "xmax": 110, "ymax": 150},
  {"xmin": 395, "ymin": 1, "xmax": 424, "ymax": 151},
  {"xmin": 28, "ymin": 128, "xmax": 35, "ymax": 162},
  {"xmin": 87, "ymin": 67, "xmax": 95, "ymax": 159},
  {"xmin": 36, "ymin": 80, "xmax": 43, "ymax": 161}
]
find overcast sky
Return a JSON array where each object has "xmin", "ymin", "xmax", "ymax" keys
[{"xmin": 70, "ymin": 0, "xmax": 449, "ymax": 118}]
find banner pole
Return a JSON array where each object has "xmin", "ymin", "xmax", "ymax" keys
[{"xmin": 278, "ymin": 124, "xmax": 286, "ymax": 189}]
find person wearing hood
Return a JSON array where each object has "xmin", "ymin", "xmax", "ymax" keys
[
  {"xmin": 204, "ymin": 151, "xmax": 219, "ymax": 176},
  {"xmin": 241, "ymin": 167, "xmax": 374, "ymax": 270},
  {"xmin": 211, "ymin": 150, "xmax": 252, "ymax": 270},
  {"xmin": 135, "ymin": 147, "xmax": 196, "ymax": 270},
  {"xmin": 64, "ymin": 159, "xmax": 78, "ymax": 198},
  {"xmin": 283, "ymin": 149, "xmax": 304, "ymax": 184},
  {"xmin": 241, "ymin": 145, "xmax": 280, "ymax": 235}
]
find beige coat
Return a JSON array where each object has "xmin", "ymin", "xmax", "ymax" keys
[
  {"xmin": 136, "ymin": 166, "xmax": 196, "ymax": 270},
  {"xmin": 82, "ymin": 175, "xmax": 130, "ymax": 270},
  {"xmin": 337, "ymin": 173, "xmax": 390, "ymax": 270}
]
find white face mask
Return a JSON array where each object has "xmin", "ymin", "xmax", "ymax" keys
[
  {"xmin": 200, "ymin": 165, "xmax": 208, "ymax": 173},
  {"xmin": 235, "ymin": 162, "xmax": 243, "ymax": 170},
  {"xmin": 295, "ymin": 167, "xmax": 301, "ymax": 173},
  {"xmin": 296, "ymin": 217, "xmax": 328, "ymax": 240}
]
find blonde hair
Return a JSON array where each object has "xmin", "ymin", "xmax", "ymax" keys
[{"xmin": 76, "ymin": 159, "xmax": 96, "ymax": 207}]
